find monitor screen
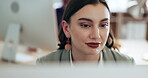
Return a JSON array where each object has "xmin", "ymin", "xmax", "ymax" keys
[{"xmin": 0, "ymin": 0, "xmax": 58, "ymax": 50}]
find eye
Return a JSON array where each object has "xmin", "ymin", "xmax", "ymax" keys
[
  {"xmin": 80, "ymin": 24, "xmax": 92, "ymax": 28},
  {"xmin": 99, "ymin": 22, "xmax": 109, "ymax": 28},
  {"xmin": 100, "ymin": 24, "xmax": 108, "ymax": 27}
]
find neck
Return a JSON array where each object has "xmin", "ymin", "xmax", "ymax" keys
[{"xmin": 71, "ymin": 49, "xmax": 101, "ymax": 63}]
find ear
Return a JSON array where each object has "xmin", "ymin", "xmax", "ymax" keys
[{"xmin": 62, "ymin": 20, "xmax": 71, "ymax": 38}]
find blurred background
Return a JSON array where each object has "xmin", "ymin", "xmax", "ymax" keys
[{"xmin": 0, "ymin": 0, "xmax": 148, "ymax": 66}]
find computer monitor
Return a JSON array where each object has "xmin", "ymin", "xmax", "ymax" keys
[
  {"xmin": 0, "ymin": 65, "xmax": 148, "ymax": 78},
  {"xmin": 0, "ymin": 0, "xmax": 59, "ymax": 62}
]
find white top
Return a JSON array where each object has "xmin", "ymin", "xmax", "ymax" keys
[{"xmin": 69, "ymin": 50, "xmax": 104, "ymax": 66}]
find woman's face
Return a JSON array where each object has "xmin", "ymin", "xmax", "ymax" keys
[{"xmin": 63, "ymin": 3, "xmax": 110, "ymax": 55}]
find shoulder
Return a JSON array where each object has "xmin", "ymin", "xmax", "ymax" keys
[
  {"xmin": 104, "ymin": 47, "xmax": 135, "ymax": 64},
  {"xmin": 111, "ymin": 49, "xmax": 134, "ymax": 62},
  {"xmin": 36, "ymin": 49, "xmax": 64, "ymax": 64}
]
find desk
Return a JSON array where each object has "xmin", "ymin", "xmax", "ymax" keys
[
  {"xmin": 1, "ymin": 40, "xmax": 148, "ymax": 65},
  {"xmin": 0, "ymin": 41, "xmax": 50, "ymax": 65},
  {"xmin": 119, "ymin": 39, "xmax": 148, "ymax": 65}
]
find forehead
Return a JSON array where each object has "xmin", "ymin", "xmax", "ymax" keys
[{"xmin": 71, "ymin": 3, "xmax": 110, "ymax": 21}]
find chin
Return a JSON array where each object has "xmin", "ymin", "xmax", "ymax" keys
[{"xmin": 87, "ymin": 49, "xmax": 101, "ymax": 55}]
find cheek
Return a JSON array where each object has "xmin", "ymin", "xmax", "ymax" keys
[
  {"xmin": 100, "ymin": 29, "xmax": 109, "ymax": 41},
  {"xmin": 71, "ymin": 28, "xmax": 87, "ymax": 41},
  {"xmin": 69, "ymin": 25, "xmax": 88, "ymax": 43}
]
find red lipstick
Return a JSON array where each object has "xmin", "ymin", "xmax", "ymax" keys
[{"xmin": 86, "ymin": 42, "xmax": 101, "ymax": 48}]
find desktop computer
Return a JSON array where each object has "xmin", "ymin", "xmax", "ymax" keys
[{"xmin": 0, "ymin": 0, "xmax": 58, "ymax": 62}]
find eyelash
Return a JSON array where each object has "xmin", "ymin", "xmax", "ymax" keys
[
  {"xmin": 80, "ymin": 24, "xmax": 91, "ymax": 28},
  {"xmin": 80, "ymin": 23, "xmax": 108, "ymax": 28},
  {"xmin": 100, "ymin": 23, "xmax": 109, "ymax": 28}
]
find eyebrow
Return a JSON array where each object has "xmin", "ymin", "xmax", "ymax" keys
[
  {"xmin": 78, "ymin": 18, "xmax": 109, "ymax": 22},
  {"xmin": 78, "ymin": 18, "xmax": 93, "ymax": 22},
  {"xmin": 100, "ymin": 18, "xmax": 109, "ymax": 22}
]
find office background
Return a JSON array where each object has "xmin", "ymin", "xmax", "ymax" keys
[{"xmin": 0, "ymin": 0, "xmax": 148, "ymax": 65}]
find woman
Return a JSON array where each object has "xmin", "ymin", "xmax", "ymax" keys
[{"xmin": 37, "ymin": 0, "xmax": 135, "ymax": 65}]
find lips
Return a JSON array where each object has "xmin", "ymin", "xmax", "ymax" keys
[{"xmin": 86, "ymin": 42, "xmax": 101, "ymax": 48}]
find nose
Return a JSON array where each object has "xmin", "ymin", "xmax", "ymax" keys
[{"xmin": 89, "ymin": 27, "xmax": 101, "ymax": 39}]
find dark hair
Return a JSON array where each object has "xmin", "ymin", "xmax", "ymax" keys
[{"xmin": 58, "ymin": 0, "xmax": 116, "ymax": 50}]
